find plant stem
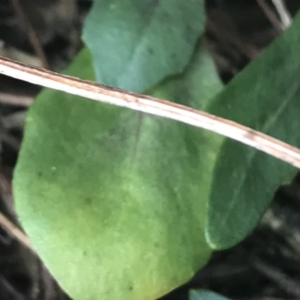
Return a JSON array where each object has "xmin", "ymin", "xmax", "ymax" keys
[
  {"xmin": 0, "ymin": 56, "xmax": 300, "ymax": 169},
  {"xmin": 0, "ymin": 212, "xmax": 33, "ymax": 251}
]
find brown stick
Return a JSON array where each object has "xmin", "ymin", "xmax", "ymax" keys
[
  {"xmin": 271, "ymin": 0, "xmax": 292, "ymax": 28},
  {"xmin": 0, "ymin": 92, "xmax": 33, "ymax": 106},
  {"xmin": 0, "ymin": 55, "xmax": 300, "ymax": 169},
  {"xmin": 257, "ymin": 0, "xmax": 284, "ymax": 32},
  {"xmin": 0, "ymin": 212, "xmax": 34, "ymax": 251},
  {"xmin": 10, "ymin": 0, "xmax": 49, "ymax": 68}
]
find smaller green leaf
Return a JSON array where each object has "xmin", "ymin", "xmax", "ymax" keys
[
  {"xmin": 83, "ymin": 0, "xmax": 204, "ymax": 92},
  {"xmin": 189, "ymin": 290, "xmax": 230, "ymax": 300},
  {"xmin": 206, "ymin": 12, "xmax": 300, "ymax": 249}
]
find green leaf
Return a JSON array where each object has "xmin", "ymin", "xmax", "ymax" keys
[
  {"xmin": 13, "ymin": 44, "xmax": 222, "ymax": 299},
  {"xmin": 205, "ymin": 12, "xmax": 300, "ymax": 249},
  {"xmin": 189, "ymin": 290, "xmax": 230, "ymax": 300},
  {"xmin": 82, "ymin": 0, "xmax": 204, "ymax": 92}
]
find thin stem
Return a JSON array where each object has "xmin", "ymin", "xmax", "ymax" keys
[
  {"xmin": 254, "ymin": 258, "xmax": 300, "ymax": 297},
  {"xmin": 0, "ymin": 212, "xmax": 34, "ymax": 251},
  {"xmin": 10, "ymin": 0, "xmax": 49, "ymax": 68},
  {"xmin": 0, "ymin": 55, "xmax": 300, "ymax": 169},
  {"xmin": 0, "ymin": 92, "xmax": 33, "ymax": 106},
  {"xmin": 272, "ymin": 0, "xmax": 292, "ymax": 28},
  {"xmin": 257, "ymin": 0, "xmax": 284, "ymax": 32}
]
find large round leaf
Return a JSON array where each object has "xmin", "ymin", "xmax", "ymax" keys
[{"xmin": 13, "ymin": 46, "xmax": 222, "ymax": 299}]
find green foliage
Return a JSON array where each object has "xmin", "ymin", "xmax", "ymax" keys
[
  {"xmin": 206, "ymin": 13, "xmax": 300, "ymax": 248},
  {"xmin": 189, "ymin": 290, "xmax": 230, "ymax": 300},
  {"xmin": 82, "ymin": 0, "xmax": 204, "ymax": 92},
  {"xmin": 13, "ymin": 44, "xmax": 222, "ymax": 299},
  {"xmin": 12, "ymin": 0, "xmax": 300, "ymax": 298}
]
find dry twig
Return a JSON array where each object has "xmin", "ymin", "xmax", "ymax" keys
[
  {"xmin": 10, "ymin": 0, "xmax": 49, "ymax": 68},
  {"xmin": 254, "ymin": 258, "xmax": 300, "ymax": 297},
  {"xmin": 0, "ymin": 56, "xmax": 299, "ymax": 169},
  {"xmin": 2, "ymin": 111, "xmax": 26, "ymax": 129},
  {"xmin": 0, "ymin": 212, "xmax": 33, "ymax": 251},
  {"xmin": 272, "ymin": 0, "xmax": 292, "ymax": 28},
  {"xmin": 0, "ymin": 92, "xmax": 33, "ymax": 107},
  {"xmin": 257, "ymin": 0, "xmax": 285, "ymax": 31}
]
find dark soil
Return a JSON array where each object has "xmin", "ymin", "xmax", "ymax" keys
[{"xmin": 0, "ymin": 0, "xmax": 300, "ymax": 299}]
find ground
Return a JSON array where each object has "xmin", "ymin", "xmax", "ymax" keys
[{"xmin": 0, "ymin": 0, "xmax": 300, "ymax": 299}]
